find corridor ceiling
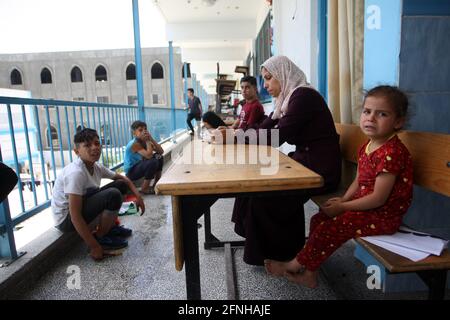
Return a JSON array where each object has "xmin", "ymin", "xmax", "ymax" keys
[{"xmin": 153, "ymin": 0, "xmax": 269, "ymax": 94}]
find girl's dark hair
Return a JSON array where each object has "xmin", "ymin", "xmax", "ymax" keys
[
  {"xmin": 131, "ymin": 120, "xmax": 147, "ymax": 131},
  {"xmin": 202, "ymin": 111, "xmax": 226, "ymax": 129},
  {"xmin": 74, "ymin": 128, "xmax": 99, "ymax": 145},
  {"xmin": 364, "ymin": 85, "xmax": 409, "ymax": 118}
]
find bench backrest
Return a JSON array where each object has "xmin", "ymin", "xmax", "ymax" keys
[{"xmin": 335, "ymin": 123, "xmax": 450, "ymax": 197}]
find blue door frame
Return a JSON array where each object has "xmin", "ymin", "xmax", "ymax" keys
[{"xmin": 318, "ymin": 0, "xmax": 328, "ymax": 101}]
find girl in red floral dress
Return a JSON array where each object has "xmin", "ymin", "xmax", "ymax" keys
[{"xmin": 264, "ymin": 86, "xmax": 413, "ymax": 288}]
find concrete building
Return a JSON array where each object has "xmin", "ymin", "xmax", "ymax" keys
[
  {"xmin": 0, "ymin": 47, "xmax": 185, "ymax": 108},
  {"xmin": 0, "ymin": 47, "xmax": 187, "ymax": 153}
]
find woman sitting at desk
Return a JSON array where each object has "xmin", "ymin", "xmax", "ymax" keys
[{"xmin": 231, "ymin": 56, "xmax": 341, "ymax": 265}]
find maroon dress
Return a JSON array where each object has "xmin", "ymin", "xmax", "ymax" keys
[
  {"xmin": 232, "ymin": 87, "xmax": 341, "ymax": 265},
  {"xmin": 297, "ymin": 135, "xmax": 413, "ymax": 271}
]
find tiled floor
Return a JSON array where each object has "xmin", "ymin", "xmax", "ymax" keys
[{"xmin": 9, "ymin": 195, "xmax": 449, "ymax": 300}]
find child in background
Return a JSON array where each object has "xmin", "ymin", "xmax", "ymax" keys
[
  {"xmin": 201, "ymin": 111, "xmax": 227, "ymax": 143},
  {"xmin": 124, "ymin": 121, "xmax": 164, "ymax": 195},
  {"xmin": 264, "ymin": 85, "xmax": 413, "ymax": 288},
  {"xmin": 230, "ymin": 76, "xmax": 265, "ymax": 131},
  {"xmin": 202, "ymin": 111, "xmax": 227, "ymax": 130},
  {"xmin": 52, "ymin": 128, "xmax": 145, "ymax": 261}
]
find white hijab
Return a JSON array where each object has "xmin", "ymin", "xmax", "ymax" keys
[{"xmin": 261, "ymin": 55, "xmax": 315, "ymax": 120}]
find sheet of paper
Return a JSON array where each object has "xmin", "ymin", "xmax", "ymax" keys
[
  {"xmin": 362, "ymin": 231, "xmax": 448, "ymax": 256},
  {"xmin": 362, "ymin": 238, "xmax": 430, "ymax": 262},
  {"xmin": 362, "ymin": 226, "xmax": 449, "ymax": 262}
]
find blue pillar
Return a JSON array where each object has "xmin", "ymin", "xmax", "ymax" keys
[
  {"xmin": 318, "ymin": 0, "xmax": 328, "ymax": 101},
  {"xmin": 355, "ymin": 0, "xmax": 404, "ymax": 292},
  {"xmin": 132, "ymin": 0, "xmax": 145, "ymax": 121},
  {"xmin": 169, "ymin": 41, "xmax": 176, "ymax": 137},
  {"xmin": 363, "ymin": 0, "xmax": 402, "ymax": 89},
  {"xmin": 202, "ymin": 87, "xmax": 206, "ymax": 111}
]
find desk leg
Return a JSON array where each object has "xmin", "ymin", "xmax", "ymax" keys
[
  {"xmin": 181, "ymin": 195, "xmax": 218, "ymax": 300},
  {"xmin": 183, "ymin": 208, "xmax": 201, "ymax": 300},
  {"xmin": 204, "ymin": 209, "xmax": 220, "ymax": 249},
  {"xmin": 204, "ymin": 207, "xmax": 245, "ymax": 249}
]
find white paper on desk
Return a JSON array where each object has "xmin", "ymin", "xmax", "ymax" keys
[
  {"xmin": 119, "ymin": 201, "xmax": 134, "ymax": 214},
  {"xmin": 362, "ymin": 238, "xmax": 430, "ymax": 262}
]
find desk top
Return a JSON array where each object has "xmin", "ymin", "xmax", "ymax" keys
[{"xmin": 156, "ymin": 142, "xmax": 323, "ymax": 196}]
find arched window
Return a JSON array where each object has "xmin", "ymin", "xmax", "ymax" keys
[
  {"xmin": 151, "ymin": 62, "xmax": 164, "ymax": 79},
  {"xmin": 126, "ymin": 63, "xmax": 136, "ymax": 80},
  {"xmin": 46, "ymin": 126, "xmax": 59, "ymax": 148},
  {"xmin": 10, "ymin": 69, "xmax": 23, "ymax": 85},
  {"xmin": 95, "ymin": 65, "xmax": 107, "ymax": 81},
  {"xmin": 41, "ymin": 68, "xmax": 52, "ymax": 84},
  {"xmin": 71, "ymin": 66, "xmax": 83, "ymax": 82}
]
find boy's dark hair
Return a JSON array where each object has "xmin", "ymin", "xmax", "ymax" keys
[
  {"xmin": 187, "ymin": 88, "xmax": 194, "ymax": 94},
  {"xmin": 240, "ymin": 76, "xmax": 257, "ymax": 87},
  {"xmin": 74, "ymin": 128, "xmax": 99, "ymax": 145},
  {"xmin": 202, "ymin": 111, "xmax": 226, "ymax": 129},
  {"xmin": 364, "ymin": 85, "xmax": 409, "ymax": 118},
  {"xmin": 131, "ymin": 120, "xmax": 147, "ymax": 131}
]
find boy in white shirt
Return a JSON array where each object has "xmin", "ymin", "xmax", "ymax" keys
[{"xmin": 52, "ymin": 128, "xmax": 145, "ymax": 260}]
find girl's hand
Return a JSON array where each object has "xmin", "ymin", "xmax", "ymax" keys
[
  {"xmin": 321, "ymin": 201, "xmax": 345, "ymax": 218},
  {"xmin": 324, "ymin": 197, "xmax": 342, "ymax": 207}
]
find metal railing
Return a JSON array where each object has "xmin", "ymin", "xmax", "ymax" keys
[{"xmin": 0, "ymin": 95, "xmax": 187, "ymax": 262}]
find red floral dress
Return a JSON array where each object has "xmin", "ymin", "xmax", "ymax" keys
[{"xmin": 296, "ymin": 135, "xmax": 413, "ymax": 271}]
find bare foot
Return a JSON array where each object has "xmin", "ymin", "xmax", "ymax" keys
[
  {"xmin": 140, "ymin": 187, "xmax": 155, "ymax": 195},
  {"xmin": 284, "ymin": 269, "xmax": 318, "ymax": 288},
  {"xmin": 264, "ymin": 259, "xmax": 302, "ymax": 277}
]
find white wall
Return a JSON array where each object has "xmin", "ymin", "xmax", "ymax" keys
[{"xmin": 272, "ymin": 0, "xmax": 318, "ymax": 88}]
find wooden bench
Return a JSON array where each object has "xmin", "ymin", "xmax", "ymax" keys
[{"xmin": 311, "ymin": 123, "xmax": 450, "ymax": 299}]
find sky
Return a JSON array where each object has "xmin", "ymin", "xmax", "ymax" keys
[{"xmin": 0, "ymin": 0, "xmax": 167, "ymax": 54}]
